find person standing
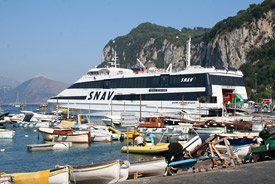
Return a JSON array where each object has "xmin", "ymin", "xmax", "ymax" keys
[{"xmin": 145, "ymin": 133, "xmax": 155, "ymax": 145}]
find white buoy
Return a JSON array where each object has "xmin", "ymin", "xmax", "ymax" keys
[
  {"xmin": 25, "ymin": 135, "xmax": 29, "ymax": 137},
  {"xmin": 34, "ymin": 129, "xmax": 37, "ymax": 132},
  {"xmin": 0, "ymin": 149, "xmax": 5, "ymax": 152}
]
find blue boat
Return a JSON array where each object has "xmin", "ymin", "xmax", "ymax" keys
[{"xmin": 168, "ymin": 156, "xmax": 212, "ymax": 169}]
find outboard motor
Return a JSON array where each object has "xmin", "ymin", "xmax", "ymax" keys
[{"xmin": 165, "ymin": 142, "xmax": 184, "ymax": 175}]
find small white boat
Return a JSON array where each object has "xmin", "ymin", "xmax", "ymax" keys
[
  {"xmin": 69, "ymin": 160, "xmax": 129, "ymax": 184},
  {"xmin": 27, "ymin": 142, "xmax": 72, "ymax": 151},
  {"xmin": 90, "ymin": 125, "xmax": 123, "ymax": 142},
  {"xmin": 128, "ymin": 158, "xmax": 167, "ymax": 178},
  {"xmin": 138, "ymin": 124, "xmax": 193, "ymax": 135},
  {"xmin": 38, "ymin": 128, "xmax": 93, "ymax": 144},
  {"xmin": 215, "ymin": 144, "xmax": 251, "ymax": 158},
  {"xmin": 194, "ymin": 126, "xmax": 227, "ymax": 134},
  {"xmin": 49, "ymin": 167, "xmax": 70, "ymax": 184},
  {"xmin": 90, "ymin": 126, "xmax": 112, "ymax": 142},
  {"xmin": 0, "ymin": 129, "xmax": 15, "ymax": 139}
]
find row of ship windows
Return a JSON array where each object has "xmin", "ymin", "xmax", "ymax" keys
[
  {"xmin": 69, "ymin": 75, "xmax": 244, "ymax": 89},
  {"xmin": 69, "ymin": 75, "xmax": 204, "ymax": 89}
]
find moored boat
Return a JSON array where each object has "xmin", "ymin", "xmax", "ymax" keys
[
  {"xmin": 38, "ymin": 127, "xmax": 93, "ymax": 144},
  {"xmin": 27, "ymin": 142, "xmax": 72, "ymax": 151},
  {"xmin": 193, "ymin": 126, "xmax": 227, "ymax": 134},
  {"xmin": 0, "ymin": 129, "xmax": 15, "ymax": 139},
  {"xmin": 121, "ymin": 142, "xmax": 170, "ymax": 154},
  {"xmin": 121, "ymin": 135, "xmax": 202, "ymax": 154}
]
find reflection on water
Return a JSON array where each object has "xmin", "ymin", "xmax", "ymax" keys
[
  {"xmin": 0, "ymin": 105, "xmax": 195, "ymax": 173},
  {"xmin": 0, "ymin": 126, "xmax": 158, "ymax": 173}
]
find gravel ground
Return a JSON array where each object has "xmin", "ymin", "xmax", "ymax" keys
[{"xmin": 119, "ymin": 160, "xmax": 275, "ymax": 184}]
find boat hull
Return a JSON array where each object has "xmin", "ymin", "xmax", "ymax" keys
[
  {"xmin": 0, "ymin": 129, "xmax": 15, "ymax": 139},
  {"xmin": 121, "ymin": 143, "xmax": 169, "ymax": 154},
  {"xmin": 38, "ymin": 128, "xmax": 92, "ymax": 144},
  {"xmin": 128, "ymin": 159, "xmax": 167, "ymax": 178},
  {"xmin": 70, "ymin": 160, "xmax": 128, "ymax": 184},
  {"xmin": 50, "ymin": 167, "xmax": 70, "ymax": 184}
]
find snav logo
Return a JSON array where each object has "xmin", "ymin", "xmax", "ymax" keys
[
  {"xmin": 87, "ymin": 91, "xmax": 114, "ymax": 101},
  {"xmin": 181, "ymin": 78, "xmax": 194, "ymax": 83}
]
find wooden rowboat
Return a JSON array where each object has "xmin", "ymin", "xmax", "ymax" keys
[
  {"xmin": 38, "ymin": 127, "xmax": 93, "ymax": 144},
  {"xmin": 49, "ymin": 167, "xmax": 70, "ymax": 184},
  {"xmin": 68, "ymin": 160, "xmax": 129, "ymax": 184},
  {"xmin": 128, "ymin": 158, "xmax": 167, "ymax": 178},
  {"xmin": 27, "ymin": 142, "xmax": 72, "ymax": 151}
]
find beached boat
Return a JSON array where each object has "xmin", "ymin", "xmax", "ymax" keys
[
  {"xmin": 27, "ymin": 142, "xmax": 72, "ymax": 151},
  {"xmin": 218, "ymin": 132, "xmax": 259, "ymax": 145},
  {"xmin": 128, "ymin": 158, "xmax": 167, "ymax": 178},
  {"xmin": 215, "ymin": 144, "xmax": 251, "ymax": 158},
  {"xmin": 0, "ymin": 175, "xmax": 13, "ymax": 184},
  {"xmin": 49, "ymin": 167, "xmax": 70, "ymax": 184},
  {"xmin": 0, "ymin": 129, "xmax": 15, "ymax": 139},
  {"xmin": 38, "ymin": 127, "xmax": 93, "ymax": 144},
  {"xmin": 1, "ymin": 167, "xmax": 70, "ymax": 184},
  {"xmin": 68, "ymin": 160, "xmax": 129, "ymax": 184},
  {"xmin": 168, "ymin": 155, "xmax": 212, "ymax": 169},
  {"xmin": 1, "ymin": 170, "xmax": 50, "ymax": 184}
]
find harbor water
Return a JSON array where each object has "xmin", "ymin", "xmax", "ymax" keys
[{"xmin": 0, "ymin": 105, "xmax": 155, "ymax": 173}]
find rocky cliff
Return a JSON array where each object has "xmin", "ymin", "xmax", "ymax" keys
[{"xmin": 101, "ymin": 0, "xmax": 275, "ymax": 71}]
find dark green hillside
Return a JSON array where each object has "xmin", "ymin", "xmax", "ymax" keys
[
  {"xmin": 240, "ymin": 40, "xmax": 275, "ymax": 101},
  {"xmin": 204, "ymin": 0, "xmax": 275, "ymax": 42},
  {"xmin": 99, "ymin": 22, "xmax": 209, "ymax": 68}
]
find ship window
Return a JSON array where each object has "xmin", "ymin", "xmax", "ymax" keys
[
  {"xmin": 160, "ymin": 75, "xmax": 169, "ymax": 87},
  {"xmin": 103, "ymin": 80, "xmax": 111, "ymax": 89}
]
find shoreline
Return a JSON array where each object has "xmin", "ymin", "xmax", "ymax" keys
[{"xmin": 119, "ymin": 160, "xmax": 275, "ymax": 184}]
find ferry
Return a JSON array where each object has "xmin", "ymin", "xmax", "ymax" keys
[{"xmin": 48, "ymin": 38, "xmax": 247, "ymax": 117}]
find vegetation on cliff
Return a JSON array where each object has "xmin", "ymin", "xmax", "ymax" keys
[
  {"xmin": 240, "ymin": 40, "xmax": 275, "ymax": 102},
  {"xmin": 99, "ymin": 22, "xmax": 209, "ymax": 68},
  {"xmin": 204, "ymin": 0, "xmax": 275, "ymax": 42}
]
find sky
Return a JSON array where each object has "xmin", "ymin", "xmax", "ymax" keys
[{"xmin": 0, "ymin": 0, "xmax": 263, "ymax": 84}]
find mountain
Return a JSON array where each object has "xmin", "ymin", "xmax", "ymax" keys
[
  {"xmin": 101, "ymin": 0, "xmax": 275, "ymax": 101},
  {"xmin": 0, "ymin": 76, "xmax": 21, "ymax": 104},
  {"xmin": 3, "ymin": 76, "xmax": 68, "ymax": 104},
  {"xmin": 0, "ymin": 76, "xmax": 21, "ymax": 88},
  {"xmin": 101, "ymin": 23, "xmax": 209, "ymax": 70}
]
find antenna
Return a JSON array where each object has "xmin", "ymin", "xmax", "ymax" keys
[
  {"xmin": 112, "ymin": 40, "xmax": 119, "ymax": 68},
  {"xmin": 136, "ymin": 58, "xmax": 145, "ymax": 68},
  {"xmin": 166, "ymin": 63, "xmax": 172, "ymax": 73},
  {"xmin": 186, "ymin": 36, "xmax": 191, "ymax": 68}
]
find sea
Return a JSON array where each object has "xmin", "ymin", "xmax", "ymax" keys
[{"xmin": 0, "ymin": 104, "xmax": 155, "ymax": 173}]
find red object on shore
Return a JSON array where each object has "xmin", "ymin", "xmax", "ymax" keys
[{"xmin": 223, "ymin": 93, "xmax": 236, "ymax": 103}]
